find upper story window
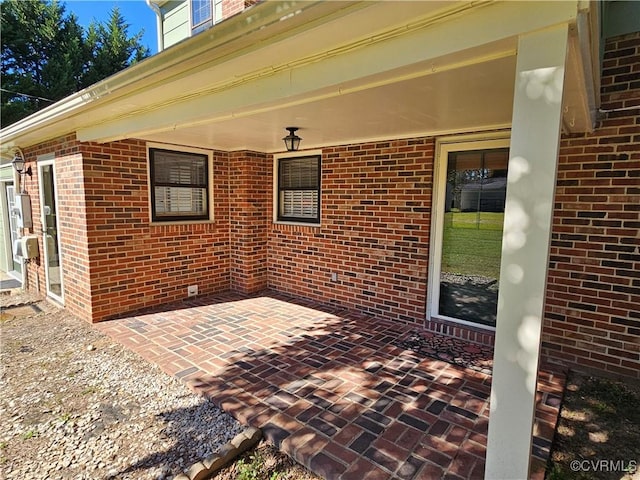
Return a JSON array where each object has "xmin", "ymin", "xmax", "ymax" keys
[
  {"xmin": 149, "ymin": 147, "xmax": 211, "ymax": 222},
  {"xmin": 276, "ymin": 154, "xmax": 321, "ymax": 224},
  {"xmin": 191, "ymin": 0, "xmax": 223, "ymax": 34}
]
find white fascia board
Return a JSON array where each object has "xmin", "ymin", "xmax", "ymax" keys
[
  {"xmin": 0, "ymin": 92, "xmax": 89, "ymax": 152},
  {"xmin": 78, "ymin": 0, "xmax": 579, "ymax": 144}
]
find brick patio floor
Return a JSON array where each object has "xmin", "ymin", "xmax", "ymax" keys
[{"xmin": 96, "ymin": 291, "xmax": 564, "ymax": 480}]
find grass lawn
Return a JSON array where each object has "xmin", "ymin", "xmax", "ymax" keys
[
  {"xmin": 547, "ymin": 372, "xmax": 640, "ymax": 480},
  {"xmin": 441, "ymin": 211, "xmax": 504, "ymax": 280}
]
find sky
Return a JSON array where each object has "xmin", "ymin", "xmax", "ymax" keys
[{"xmin": 63, "ymin": 0, "xmax": 158, "ymax": 54}]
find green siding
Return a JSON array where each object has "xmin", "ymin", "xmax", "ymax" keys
[
  {"xmin": 0, "ymin": 165, "xmax": 18, "ymax": 274},
  {"xmin": 162, "ymin": 0, "xmax": 190, "ymax": 48},
  {"xmin": 0, "ymin": 194, "xmax": 7, "ymax": 273},
  {"xmin": 0, "ymin": 174, "xmax": 10, "ymax": 273},
  {"xmin": 0, "ymin": 164, "xmax": 14, "ymax": 181},
  {"xmin": 0, "ymin": 167, "xmax": 11, "ymax": 273}
]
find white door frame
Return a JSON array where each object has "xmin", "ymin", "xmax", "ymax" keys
[
  {"xmin": 37, "ymin": 155, "xmax": 65, "ymax": 304},
  {"xmin": 428, "ymin": 132, "xmax": 511, "ymax": 331}
]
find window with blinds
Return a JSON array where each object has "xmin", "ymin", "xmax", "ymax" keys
[
  {"xmin": 277, "ymin": 155, "xmax": 321, "ymax": 223},
  {"xmin": 149, "ymin": 148, "xmax": 209, "ymax": 222}
]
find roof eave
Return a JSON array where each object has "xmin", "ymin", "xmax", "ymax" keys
[{"xmin": 0, "ymin": 0, "xmax": 354, "ymax": 155}]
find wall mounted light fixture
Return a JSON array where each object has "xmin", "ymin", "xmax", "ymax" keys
[
  {"xmin": 11, "ymin": 147, "xmax": 32, "ymax": 177},
  {"xmin": 283, "ymin": 127, "xmax": 302, "ymax": 152}
]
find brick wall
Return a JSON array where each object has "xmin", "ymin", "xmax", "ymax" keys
[
  {"xmin": 21, "ymin": 137, "xmax": 234, "ymax": 323},
  {"xmin": 230, "ymin": 151, "xmax": 269, "ymax": 293},
  {"xmin": 222, "ymin": 0, "xmax": 250, "ymax": 20},
  {"xmin": 15, "ymin": 32, "xmax": 638, "ymax": 380},
  {"xmin": 268, "ymin": 139, "xmax": 434, "ymax": 326},
  {"xmin": 542, "ymin": 31, "xmax": 640, "ymax": 379},
  {"xmin": 81, "ymin": 140, "xmax": 231, "ymax": 322},
  {"xmin": 21, "ymin": 135, "xmax": 93, "ymax": 321}
]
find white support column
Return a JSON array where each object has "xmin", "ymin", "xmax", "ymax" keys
[{"xmin": 485, "ymin": 25, "xmax": 569, "ymax": 480}]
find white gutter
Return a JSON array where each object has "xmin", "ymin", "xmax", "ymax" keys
[
  {"xmin": 0, "ymin": 91, "xmax": 91, "ymax": 153},
  {"xmin": 145, "ymin": 0, "xmax": 164, "ymax": 53},
  {"xmin": 0, "ymin": 0, "xmax": 347, "ymax": 153}
]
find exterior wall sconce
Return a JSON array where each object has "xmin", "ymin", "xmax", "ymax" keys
[
  {"xmin": 283, "ymin": 127, "xmax": 302, "ymax": 151},
  {"xmin": 12, "ymin": 148, "xmax": 32, "ymax": 177}
]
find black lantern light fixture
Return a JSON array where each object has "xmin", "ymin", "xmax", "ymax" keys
[
  {"xmin": 11, "ymin": 148, "xmax": 31, "ymax": 177},
  {"xmin": 282, "ymin": 127, "xmax": 302, "ymax": 152}
]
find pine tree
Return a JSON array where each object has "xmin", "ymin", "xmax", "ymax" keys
[
  {"xmin": 1, "ymin": 0, "xmax": 80, "ymax": 124},
  {"xmin": 1, "ymin": 0, "xmax": 150, "ymax": 127},
  {"xmin": 82, "ymin": 7, "xmax": 149, "ymax": 88}
]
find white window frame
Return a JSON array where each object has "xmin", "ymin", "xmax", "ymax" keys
[
  {"xmin": 273, "ymin": 149, "xmax": 322, "ymax": 226},
  {"xmin": 147, "ymin": 143, "xmax": 214, "ymax": 224},
  {"xmin": 190, "ymin": 0, "xmax": 223, "ymax": 35},
  {"xmin": 428, "ymin": 133, "xmax": 511, "ymax": 331}
]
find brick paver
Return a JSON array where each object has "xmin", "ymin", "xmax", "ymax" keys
[{"xmin": 96, "ymin": 291, "xmax": 564, "ymax": 480}]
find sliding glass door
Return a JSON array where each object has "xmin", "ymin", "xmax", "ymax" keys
[
  {"xmin": 38, "ymin": 159, "xmax": 64, "ymax": 303},
  {"xmin": 430, "ymin": 138, "xmax": 510, "ymax": 329}
]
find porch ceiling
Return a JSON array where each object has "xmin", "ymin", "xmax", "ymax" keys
[
  {"xmin": 140, "ymin": 51, "xmax": 518, "ymax": 152},
  {"xmin": 1, "ymin": 1, "xmax": 596, "ymax": 156},
  {"xmin": 84, "ymin": 1, "xmax": 590, "ymax": 153}
]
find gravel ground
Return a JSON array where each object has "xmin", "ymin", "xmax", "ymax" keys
[{"xmin": 0, "ymin": 291, "xmax": 243, "ymax": 480}]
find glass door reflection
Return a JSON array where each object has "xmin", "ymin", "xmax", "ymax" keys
[
  {"xmin": 39, "ymin": 162, "xmax": 63, "ymax": 302},
  {"xmin": 438, "ymin": 149, "xmax": 509, "ymax": 327}
]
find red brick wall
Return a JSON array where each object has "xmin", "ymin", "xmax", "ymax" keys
[
  {"xmin": 268, "ymin": 139, "xmax": 434, "ymax": 325},
  {"xmin": 81, "ymin": 140, "xmax": 231, "ymax": 321},
  {"xmin": 222, "ymin": 0, "xmax": 246, "ymax": 20},
  {"xmin": 230, "ymin": 150, "xmax": 269, "ymax": 293},
  {"xmin": 21, "ymin": 138, "xmax": 233, "ymax": 322},
  {"xmin": 15, "ymin": 32, "xmax": 638, "ymax": 381},
  {"xmin": 21, "ymin": 135, "xmax": 93, "ymax": 321},
  {"xmin": 542, "ymin": 31, "xmax": 640, "ymax": 379}
]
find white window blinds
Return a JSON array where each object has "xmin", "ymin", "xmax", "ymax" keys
[
  {"xmin": 278, "ymin": 156, "xmax": 320, "ymax": 223},
  {"xmin": 150, "ymin": 149, "xmax": 209, "ymax": 221}
]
